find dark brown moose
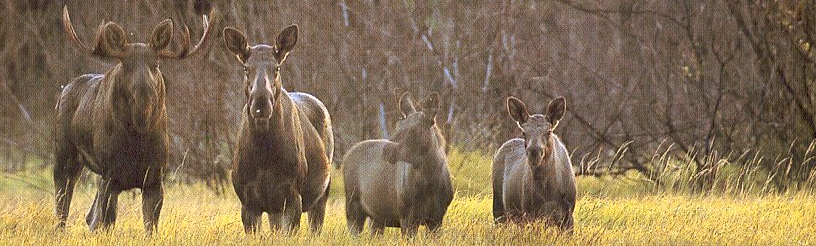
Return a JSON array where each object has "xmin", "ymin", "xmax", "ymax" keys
[
  {"xmin": 54, "ymin": 6, "xmax": 216, "ymax": 233},
  {"xmin": 492, "ymin": 96, "xmax": 576, "ymax": 230},
  {"xmin": 343, "ymin": 92, "xmax": 453, "ymax": 237},
  {"xmin": 223, "ymin": 25, "xmax": 334, "ymax": 234}
]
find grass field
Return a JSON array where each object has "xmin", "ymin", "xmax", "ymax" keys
[{"xmin": 1, "ymin": 150, "xmax": 815, "ymax": 245}]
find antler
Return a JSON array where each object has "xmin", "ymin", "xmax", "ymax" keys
[
  {"xmin": 62, "ymin": 6, "xmax": 93, "ymax": 54},
  {"xmin": 158, "ymin": 8, "xmax": 218, "ymax": 59},
  {"xmin": 62, "ymin": 6, "xmax": 128, "ymax": 59}
]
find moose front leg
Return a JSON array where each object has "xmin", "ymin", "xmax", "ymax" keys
[
  {"xmin": 426, "ymin": 219, "xmax": 444, "ymax": 234},
  {"xmin": 560, "ymin": 213, "xmax": 575, "ymax": 234},
  {"xmin": 53, "ymin": 157, "xmax": 83, "ymax": 229},
  {"xmin": 370, "ymin": 220, "xmax": 386, "ymax": 236},
  {"xmin": 399, "ymin": 217, "xmax": 418, "ymax": 238},
  {"xmin": 268, "ymin": 212, "xmax": 282, "ymax": 232},
  {"xmin": 141, "ymin": 183, "xmax": 164, "ymax": 235},
  {"xmin": 241, "ymin": 206, "xmax": 263, "ymax": 234},
  {"xmin": 281, "ymin": 187, "xmax": 302, "ymax": 234}
]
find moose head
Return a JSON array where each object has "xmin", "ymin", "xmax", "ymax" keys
[
  {"xmin": 506, "ymin": 96, "xmax": 566, "ymax": 167},
  {"xmin": 382, "ymin": 92, "xmax": 442, "ymax": 165},
  {"xmin": 62, "ymin": 7, "xmax": 215, "ymax": 132},
  {"xmin": 222, "ymin": 25, "xmax": 298, "ymax": 129}
]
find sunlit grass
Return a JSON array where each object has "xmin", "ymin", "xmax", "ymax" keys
[{"xmin": 1, "ymin": 149, "xmax": 815, "ymax": 245}]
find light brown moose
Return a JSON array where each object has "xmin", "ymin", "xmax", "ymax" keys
[
  {"xmin": 342, "ymin": 92, "xmax": 453, "ymax": 237},
  {"xmin": 492, "ymin": 96, "xmax": 576, "ymax": 230},
  {"xmin": 54, "ymin": 6, "xmax": 216, "ymax": 234},
  {"xmin": 223, "ymin": 25, "xmax": 334, "ymax": 234}
]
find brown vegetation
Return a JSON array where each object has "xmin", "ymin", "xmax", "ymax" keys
[{"xmin": 1, "ymin": 0, "xmax": 814, "ymax": 192}]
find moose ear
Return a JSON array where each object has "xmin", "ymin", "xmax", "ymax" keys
[
  {"xmin": 546, "ymin": 96, "xmax": 566, "ymax": 128},
  {"xmin": 223, "ymin": 27, "xmax": 250, "ymax": 63},
  {"xmin": 421, "ymin": 92, "xmax": 440, "ymax": 120},
  {"xmin": 274, "ymin": 24, "xmax": 298, "ymax": 64},
  {"xmin": 93, "ymin": 22, "xmax": 128, "ymax": 58},
  {"xmin": 506, "ymin": 96, "xmax": 529, "ymax": 125},
  {"xmin": 382, "ymin": 142, "xmax": 400, "ymax": 164},
  {"xmin": 150, "ymin": 19, "xmax": 173, "ymax": 51},
  {"xmin": 398, "ymin": 92, "xmax": 416, "ymax": 117}
]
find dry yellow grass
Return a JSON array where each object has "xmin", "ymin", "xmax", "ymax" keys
[{"xmin": 1, "ymin": 150, "xmax": 815, "ymax": 245}]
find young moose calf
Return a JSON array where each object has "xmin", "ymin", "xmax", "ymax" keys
[
  {"xmin": 224, "ymin": 25, "xmax": 334, "ymax": 234},
  {"xmin": 54, "ymin": 6, "xmax": 215, "ymax": 234},
  {"xmin": 492, "ymin": 96, "xmax": 576, "ymax": 230},
  {"xmin": 343, "ymin": 92, "xmax": 453, "ymax": 237}
]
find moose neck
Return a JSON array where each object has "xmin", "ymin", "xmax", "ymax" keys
[
  {"xmin": 422, "ymin": 126, "xmax": 446, "ymax": 160},
  {"xmin": 396, "ymin": 125, "xmax": 446, "ymax": 169},
  {"xmin": 525, "ymin": 146, "xmax": 567, "ymax": 201},
  {"xmin": 530, "ymin": 155, "xmax": 558, "ymax": 182}
]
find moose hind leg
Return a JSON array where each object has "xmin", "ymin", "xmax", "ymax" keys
[
  {"xmin": 492, "ymin": 191, "xmax": 506, "ymax": 223},
  {"xmin": 142, "ymin": 183, "xmax": 164, "ymax": 235},
  {"xmin": 492, "ymin": 160, "xmax": 507, "ymax": 223},
  {"xmin": 53, "ymin": 154, "xmax": 83, "ymax": 229},
  {"xmin": 344, "ymin": 192, "xmax": 365, "ymax": 235},
  {"xmin": 308, "ymin": 181, "xmax": 330, "ymax": 233},
  {"xmin": 86, "ymin": 178, "xmax": 119, "ymax": 232},
  {"xmin": 85, "ymin": 190, "xmax": 98, "ymax": 227}
]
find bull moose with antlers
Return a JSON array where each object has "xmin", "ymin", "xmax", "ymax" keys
[{"xmin": 53, "ymin": 5, "xmax": 216, "ymax": 233}]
